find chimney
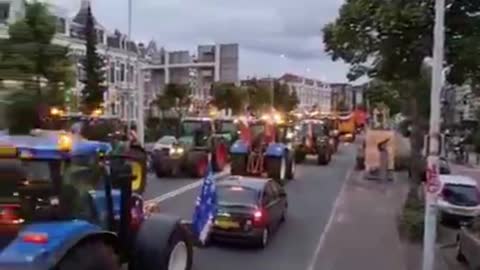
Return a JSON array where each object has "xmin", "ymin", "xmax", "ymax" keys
[{"xmin": 80, "ymin": 0, "xmax": 91, "ymax": 10}]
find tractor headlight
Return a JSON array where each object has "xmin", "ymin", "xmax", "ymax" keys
[{"xmin": 170, "ymin": 147, "xmax": 184, "ymax": 155}]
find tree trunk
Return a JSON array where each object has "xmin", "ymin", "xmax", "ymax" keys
[{"xmin": 408, "ymin": 96, "xmax": 426, "ymax": 185}]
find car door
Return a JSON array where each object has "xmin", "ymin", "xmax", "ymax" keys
[
  {"xmin": 262, "ymin": 183, "xmax": 278, "ymax": 229},
  {"xmin": 272, "ymin": 181, "xmax": 287, "ymax": 214}
]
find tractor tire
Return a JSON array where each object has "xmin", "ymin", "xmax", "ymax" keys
[
  {"xmin": 286, "ymin": 156, "xmax": 295, "ymax": 180},
  {"xmin": 267, "ymin": 156, "xmax": 287, "ymax": 185},
  {"xmin": 231, "ymin": 154, "xmax": 247, "ymax": 176},
  {"xmin": 294, "ymin": 150, "xmax": 306, "ymax": 163},
  {"xmin": 132, "ymin": 214, "xmax": 193, "ymax": 270},
  {"xmin": 212, "ymin": 140, "xmax": 228, "ymax": 172},
  {"xmin": 57, "ymin": 240, "xmax": 119, "ymax": 270},
  {"xmin": 187, "ymin": 151, "xmax": 208, "ymax": 178},
  {"xmin": 317, "ymin": 152, "xmax": 330, "ymax": 165}
]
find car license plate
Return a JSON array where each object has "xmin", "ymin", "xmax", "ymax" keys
[{"xmin": 215, "ymin": 219, "xmax": 239, "ymax": 229}]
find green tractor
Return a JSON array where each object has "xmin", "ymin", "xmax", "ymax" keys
[{"xmin": 151, "ymin": 117, "xmax": 229, "ymax": 178}]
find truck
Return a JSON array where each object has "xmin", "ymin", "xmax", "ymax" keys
[
  {"xmin": 0, "ymin": 132, "xmax": 193, "ymax": 270},
  {"xmin": 337, "ymin": 112, "xmax": 356, "ymax": 142}
]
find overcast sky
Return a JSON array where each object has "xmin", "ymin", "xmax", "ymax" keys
[{"xmin": 53, "ymin": 0, "xmax": 352, "ymax": 83}]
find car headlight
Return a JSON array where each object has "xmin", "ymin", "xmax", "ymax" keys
[{"xmin": 170, "ymin": 147, "xmax": 184, "ymax": 155}]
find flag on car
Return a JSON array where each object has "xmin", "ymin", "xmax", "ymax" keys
[{"xmin": 191, "ymin": 156, "xmax": 217, "ymax": 244}]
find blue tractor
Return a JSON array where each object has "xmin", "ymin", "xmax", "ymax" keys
[
  {"xmin": 229, "ymin": 114, "xmax": 296, "ymax": 185},
  {"xmin": 0, "ymin": 132, "xmax": 193, "ymax": 270}
]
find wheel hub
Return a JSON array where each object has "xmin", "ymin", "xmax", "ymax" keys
[{"xmin": 168, "ymin": 241, "xmax": 188, "ymax": 270}]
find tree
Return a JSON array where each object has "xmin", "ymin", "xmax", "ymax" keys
[
  {"xmin": 247, "ymin": 85, "xmax": 271, "ymax": 113},
  {"xmin": 322, "ymin": 0, "xmax": 480, "ymax": 182},
  {"xmin": 80, "ymin": 4, "xmax": 106, "ymax": 113},
  {"xmin": 211, "ymin": 83, "xmax": 246, "ymax": 115},
  {"xmin": 273, "ymin": 81, "xmax": 299, "ymax": 112},
  {"xmin": 162, "ymin": 83, "xmax": 192, "ymax": 118},
  {"xmin": 0, "ymin": 2, "xmax": 75, "ymax": 131}
]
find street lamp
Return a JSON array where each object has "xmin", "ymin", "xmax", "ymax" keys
[{"xmin": 423, "ymin": 1, "xmax": 445, "ymax": 270}]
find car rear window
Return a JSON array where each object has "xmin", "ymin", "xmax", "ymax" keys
[
  {"xmin": 217, "ymin": 186, "xmax": 258, "ymax": 206},
  {"xmin": 442, "ymin": 184, "xmax": 480, "ymax": 206}
]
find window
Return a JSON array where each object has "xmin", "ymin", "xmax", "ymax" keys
[
  {"xmin": 442, "ymin": 184, "xmax": 480, "ymax": 207},
  {"xmin": 120, "ymin": 63, "xmax": 125, "ymax": 82},
  {"xmin": 109, "ymin": 62, "xmax": 115, "ymax": 83},
  {"xmin": 217, "ymin": 186, "xmax": 258, "ymax": 206},
  {"xmin": 262, "ymin": 184, "xmax": 276, "ymax": 205},
  {"xmin": 0, "ymin": 3, "xmax": 9, "ymax": 23},
  {"xmin": 56, "ymin": 17, "xmax": 66, "ymax": 34}
]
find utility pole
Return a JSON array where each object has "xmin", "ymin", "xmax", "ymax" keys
[
  {"xmin": 126, "ymin": 0, "xmax": 133, "ymax": 134},
  {"xmin": 422, "ymin": 0, "xmax": 445, "ymax": 270}
]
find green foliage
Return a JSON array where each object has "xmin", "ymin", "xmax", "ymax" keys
[
  {"xmin": 244, "ymin": 79, "xmax": 272, "ymax": 113},
  {"xmin": 211, "ymin": 83, "xmax": 246, "ymax": 114},
  {"xmin": 5, "ymin": 91, "xmax": 38, "ymax": 134},
  {"xmin": 365, "ymin": 80, "xmax": 402, "ymax": 115},
  {"xmin": 154, "ymin": 83, "xmax": 191, "ymax": 117},
  {"xmin": 0, "ymin": 1, "xmax": 75, "ymax": 131},
  {"xmin": 273, "ymin": 81, "xmax": 299, "ymax": 112},
  {"xmin": 323, "ymin": 0, "xmax": 480, "ymax": 86},
  {"xmin": 80, "ymin": 5, "xmax": 106, "ymax": 113},
  {"xmin": 398, "ymin": 187, "xmax": 425, "ymax": 242}
]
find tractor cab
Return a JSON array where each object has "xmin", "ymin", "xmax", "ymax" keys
[
  {"xmin": 214, "ymin": 117, "xmax": 239, "ymax": 146},
  {"xmin": 180, "ymin": 117, "xmax": 215, "ymax": 148},
  {"xmin": 0, "ymin": 133, "xmax": 193, "ymax": 270}
]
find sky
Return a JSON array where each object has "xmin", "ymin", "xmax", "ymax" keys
[{"xmin": 52, "ymin": 0, "xmax": 352, "ymax": 83}]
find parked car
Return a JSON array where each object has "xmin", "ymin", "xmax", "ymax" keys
[
  {"xmin": 437, "ymin": 175, "xmax": 480, "ymax": 224},
  {"xmin": 456, "ymin": 218, "xmax": 480, "ymax": 268},
  {"xmin": 210, "ymin": 176, "xmax": 288, "ymax": 248}
]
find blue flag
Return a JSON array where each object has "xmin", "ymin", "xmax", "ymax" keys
[{"xmin": 191, "ymin": 158, "xmax": 217, "ymax": 243}]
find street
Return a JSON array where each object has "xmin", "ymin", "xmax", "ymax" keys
[{"xmin": 143, "ymin": 144, "xmax": 355, "ymax": 270}]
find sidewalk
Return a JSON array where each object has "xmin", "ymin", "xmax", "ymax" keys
[{"xmin": 312, "ymin": 171, "xmax": 409, "ymax": 270}]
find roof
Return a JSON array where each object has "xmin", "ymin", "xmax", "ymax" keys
[
  {"xmin": 439, "ymin": 175, "xmax": 477, "ymax": 186},
  {"xmin": 218, "ymin": 176, "xmax": 270, "ymax": 190},
  {"xmin": 0, "ymin": 134, "xmax": 111, "ymax": 159}
]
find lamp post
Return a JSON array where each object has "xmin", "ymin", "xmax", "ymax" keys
[{"xmin": 423, "ymin": 0, "xmax": 445, "ymax": 270}]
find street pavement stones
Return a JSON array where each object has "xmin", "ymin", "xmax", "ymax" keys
[{"xmin": 311, "ymin": 170, "xmax": 409, "ymax": 270}]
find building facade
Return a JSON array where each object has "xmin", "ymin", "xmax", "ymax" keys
[
  {"xmin": 0, "ymin": 0, "xmax": 239, "ymax": 121},
  {"xmin": 278, "ymin": 73, "xmax": 332, "ymax": 112}
]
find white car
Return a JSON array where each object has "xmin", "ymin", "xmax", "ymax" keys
[
  {"xmin": 437, "ymin": 175, "xmax": 480, "ymax": 223},
  {"xmin": 153, "ymin": 136, "xmax": 178, "ymax": 151}
]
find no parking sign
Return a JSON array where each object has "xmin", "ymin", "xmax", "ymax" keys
[{"xmin": 426, "ymin": 163, "xmax": 441, "ymax": 194}]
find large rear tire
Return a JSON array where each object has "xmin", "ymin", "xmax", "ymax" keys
[
  {"xmin": 267, "ymin": 156, "xmax": 287, "ymax": 185},
  {"xmin": 57, "ymin": 241, "xmax": 119, "ymax": 270},
  {"xmin": 231, "ymin": 154, "xmax": 247, "ymax": 176},
  {"xmin": 212, "ymin": 141, "xmax": 228, "ymax": 172},
  {"xmin": 187, "ymin": 152, "xmax": 208, "ymax": 178}
]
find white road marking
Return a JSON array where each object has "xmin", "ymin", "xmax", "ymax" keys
[
  {"xmin": 146, "ymin": 169, "xmax": 230, "ymax": 204},
  {"xmin": 305, "ymin": 169, "xmax": 352, "ymax": 270}
]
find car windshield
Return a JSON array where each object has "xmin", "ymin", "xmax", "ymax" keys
[
  {"xmin": 217, "ymin": 186, "xmax": 258, "ymax": 206},
  {"xmin": 442, "ymin": 184, "xmax": 480, "ymax": 206}
]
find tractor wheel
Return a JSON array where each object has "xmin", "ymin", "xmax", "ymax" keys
[
  {"xmin": 267, "ymin": 156, "xmax": 287, "ymax": 185},
  {"xmin": 57, "ymin": 240, "xmax": 119, "ymax": 270},
  {"xmin": 187, "ymin": 152, "xmax": 208, "ymax": 178},
  {"xmin": 286, "ymin": 156, "xmax": 295, "ymax": 180},
  {"xmin": 317, "ymin": 152, "xmax": 330, "ymax": 165},
  {"xmin": 212, "ymin": 141, "xmax": 228, "ymax": 172},
  {"xmin": 132, "ymin": 215, "xmax": 193, "ymax": 270},
  {"xmin": 294, "ymin": 150, "xmax": 306, "ymax": 163},
  {"xmin": 231, "ymin": 154, "xmax": 247, "ymax": 176}
]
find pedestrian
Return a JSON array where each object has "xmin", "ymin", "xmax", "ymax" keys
[{"xmin": 378, "ymin": 138, "xmax": 390, "ymax": 182}]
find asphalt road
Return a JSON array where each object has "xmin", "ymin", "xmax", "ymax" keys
[{"xmin": 143, "ymin": 143, "xmax": 356, "ymax": 270}]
